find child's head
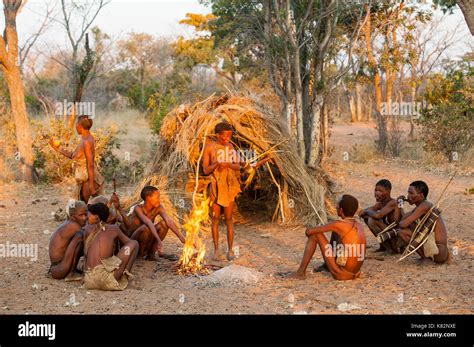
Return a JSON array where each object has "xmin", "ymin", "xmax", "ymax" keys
[
  {"xmin": 408, "ymin": 180, "xmax": 429, "ymax": 204},
  {"xmin": 76, "ymin": 115, "xmax": 93, "ymax": 134},
  {"xmin": 140, "ymin": 185, "xmax": 160, "ymax": 207},
  {"xmin": 215, "ymin": 122, "xmax": 233, "ymax": 145},
  {"xmin": 374, "ymin": 179, "xmax": 392, "ymax": 202},
  {"xmin": 87, "ymin": 202, "xmax": 110, "ymax": 224},
  {"xmin": 337, "ymin": 194, "xmax": 359, "ymax": 218},
  {"xmin": 68, "ymin": 200, "xmax": 87, "ymax": 227}
]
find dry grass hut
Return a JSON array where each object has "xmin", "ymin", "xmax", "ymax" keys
[{"xmin": 126, "ymin": 94, "xmax": 335, "ymax": 227}]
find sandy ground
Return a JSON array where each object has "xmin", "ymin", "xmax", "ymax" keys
[{"xmin": 0, "ymin": 121, "xmax": 473, "ymax": 314}]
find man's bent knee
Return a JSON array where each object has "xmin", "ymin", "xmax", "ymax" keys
[{"xmin": 128, "ymin": 239, "xmax": 139, "ymax": 249}]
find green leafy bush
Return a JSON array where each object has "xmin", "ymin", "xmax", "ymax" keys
[
  {"xmin": 417, "ymin": 59, "xmax": 473, "ymax": 162},
  {"xmin": 147, "ymin": 91, "xmax": 177, "ymax": 135}
]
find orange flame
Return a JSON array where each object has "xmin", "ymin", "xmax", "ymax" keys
[{"xmin": 177, "ymin": 198, "xmax": 210, "ymax": 275}]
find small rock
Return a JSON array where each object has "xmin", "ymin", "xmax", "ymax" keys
[
  {"xmin": 260, "ymin": 233, "xmax": 271, "ymax": 238},
  {"xmin": 201, "ymin": 265, "xmax": 263, "ymax": 286},
  {"xmin": 65, "ymin": 301, "xmax": 80, "ymax": 307},
  {"xmin": 337, "ymin": 302, "xmax": 362, "ymax": 312},
  {"xmin": 32, "ymin": 284, "xmax": 39, "ymax": 290},
  {"xmin": 42, "ymin": 229, "xmax": 50, "ymax": 235}
]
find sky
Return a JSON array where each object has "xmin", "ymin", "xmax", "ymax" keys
[
  {"xmin": 4, "ymin": 0, "xmax": 473, "ymax": 62},
  {"xmin": 16, "ymin": 0, "xmax": 211, "ymax": 48}
]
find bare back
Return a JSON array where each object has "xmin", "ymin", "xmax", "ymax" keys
[
  {"xmin": 49, "ymin": 221, "xmax": 82, "ymax": 263},
  {"xmin": 85, "ymin": 224, "xmax": 123, "ymax": 270},
  {"xmin": 332, "ymin": 219, "xmax": 366, "ymax": 273},
  {"xmin": 72, "ymin": 135, "xmax": 95, "ymax": 161}
]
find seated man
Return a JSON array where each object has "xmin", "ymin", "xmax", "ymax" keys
[
  {"xmin": 112, "ymin": 186, "xmax": 186, "ymax": 260},
  {"xmin": 359, "ymin": 179, "xmax": 402, "ymax": 253},
  {"xmin": 397, "ymin": 181, "xmax": 449, "ymax": 264},
  {"xmin": 83, "ymin": 202, "xmax": 138, "ymax": 291},
  {"xmin": 288, "ymin": 195, "xmax": 366, "ymax": 281},
  {"xmin": 49, "ymin": 200, "xmax": 87, "ymax": 280}
]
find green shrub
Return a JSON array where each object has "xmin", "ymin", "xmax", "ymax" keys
[
  {"xmin": 147, "ymin": 91, "xmax": 176, "ymax": 135},
  {"xmin": 417, "ymin": 59, "xmax": 473, "ymax": 162}
]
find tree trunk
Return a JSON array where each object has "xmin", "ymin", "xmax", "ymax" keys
[
  {"xmin": 409, "ymin": 85, "xmax": 416, "ymax": 139},
  {"xmin": 364, "ymin": 8, "xmax": 387, "ymax": 153},
  {"xmin": 68, "ymin": 33, "xmax": 95, "ymax": 129},
  {"xmin": 456, "ymin": 0, "xmax": 474, "ymax": 35},
  {"xmin": 283, "ymin": 0, "xmax": 305, "ymax": 160},
  {"xmin": 289, "ymin": 54, "xmax": 301, "ymax": 148},
  {"xmin": 320, "ymin": 102, "xmax": 330, "ymax": 163},
  {"xmin": 4, "ymin": 64, "xmax": 35, "ymax": 182},
  {"xmin": 307, "ymin": 95, "xmax": 323, "ymax": 168},
  {"xmin": 367, "ymin": 94, "xmax": 373, "ymax": 121},
  {"xmin": 343, "ymin": 82, "xmax": 357, "ymax": 122},
  {"xmin": 355, "ymin": 82, "xmax": 363, "ymax": 121},
  {"xmin": 1, "ymin": 0, "xmax": 35, "ymax": 183},
  {"xmin": 281, "ymin": 100, "xmax": 292, "ymax": 135},
  {"xmin": 336, "ymin": 91, "xmax": 341, "ymax": 118}
]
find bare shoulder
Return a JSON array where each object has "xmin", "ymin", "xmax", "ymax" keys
[
  {"xmin": 204, "ymin": 141, "xmax": 215, "ymax": 151},
  {"xmin": 387, "ymin": 199, "xmax": 398, "ymax": 208},
  {"xmin": 134, "ymin": 204, "xmax": 143, "ymax": 214},
  {"xmin": 53, "ymin": 221, "xmax": 81, "ymax": 241},
  {"xmin": 61, "ymin": 220, "xmax": 81, "ymax": 233},
  {"xmin": 106, "ymin": 224, "xmax": 121, "ymax": 234},
  {"xmin": 82, "ymin": 224, "xmax": 95, "ymax": 237},
  {"xmin": 83, "ymin": 136, "xmax": 94, "ymax": 147},
  {"xmin": 372, "ymin": 201, "xmax": 382, "ymax": 209},
  {"xmin": 418, "ymin": 200, "xmax": 433, "ymax": 212},
  {"xmin": 328, "ymin": 220, "xmax": 345, "ymax": 231}
]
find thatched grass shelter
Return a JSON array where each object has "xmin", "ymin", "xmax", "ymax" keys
[{"xmin": 127, "ymin": 94, "xmax": 335, "ymax": 226}]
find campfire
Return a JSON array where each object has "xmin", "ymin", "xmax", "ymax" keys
[{"xmin": 176, "ymin": 197, "xmax": 210, "ymax": 275}]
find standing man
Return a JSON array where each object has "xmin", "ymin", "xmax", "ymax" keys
[
  {"xmin": 203, "ymin": 122, "xmax": 242, "ymax": 261},
  {"xmin": 49, "ymin": 115, "xmax": 104, "ymax": 203}
]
